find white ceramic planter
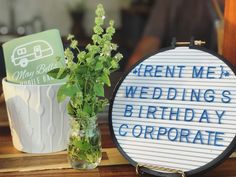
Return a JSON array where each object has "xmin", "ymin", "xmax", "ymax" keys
[{"xmin": 2, "ymin": 78, "xmax": 69, "ymax": 153}]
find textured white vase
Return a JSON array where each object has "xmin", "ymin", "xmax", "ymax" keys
[{"xmin": 2, "ymin": 78, "xmax": 70, "ymax": 153}]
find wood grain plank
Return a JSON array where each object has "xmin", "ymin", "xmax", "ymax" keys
[
  {"xmin": 0, "ymin": 148, "xmax": 128, "ymax": 173},
  {"xmin": 99, "ymin": 165, "xmax": 138, "ymax": 177},
  {"xmin": 0, "ymin": 168, "xmax": 101, "ymax": 177}
]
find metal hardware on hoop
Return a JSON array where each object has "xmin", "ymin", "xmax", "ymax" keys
[
  {"xmin": 136, "ymin": 163, "xmax": 186, "ymax": 177},
  {"xmin": 176, "ymin": 41, "xmax": 206, "ymax": 46},
  {"xmin": 171, "ymin": 37, "xmax": 206, "ymax": 47}
]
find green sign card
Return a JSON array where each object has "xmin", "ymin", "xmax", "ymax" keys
[{"xmin": 3, "ymin": 29, "xmax": 66, "ymax": 85}]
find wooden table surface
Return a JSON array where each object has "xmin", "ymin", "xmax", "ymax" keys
[{"xmin": 1, "ymin": 74, "xmax": 236, "ymax": 177}]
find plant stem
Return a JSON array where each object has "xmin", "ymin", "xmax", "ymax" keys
[
  {"xmin": 82, "ymin": 78, "xmax": 88, "ymax": 112},
  {"xmin": 76, "ymin": 46, "xmax": 80, "ymax": 53},
  {"xmin": 84, "ymin": 79, "xmax": 88, "ymax": 94}
]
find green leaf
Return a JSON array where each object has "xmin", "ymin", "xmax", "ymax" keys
[
  {"xmin": 98, "ymin": 56, "xmax": 106, "ymax": 62},
  {"xmin": 77, "ymin": 51, "xmax": 86, "ymax": 62},
  {"xmin": 57, "ymin": 68, "xmax": 68, "ymax": 79},
  {"xmin": 94, "ymin": 83, "xmax": 104, "ymax": 97},
  {"xmin": 103, "ymin": 68, "xmax": 110, "ymax": 75},
  {"xmin": 66, "ymin": 84, "xmax": 80, "ymax": 97},
  {"xmin": 95, "ymin": 61, "xmax": 103, "ymax": 71},
  {"xmin": 57, "ymin": 84, "xmax": 67, "ymax": 102},
  {"xmin": 74, "ymin": 140, "xmax": 90, "ymax": 151},
  {"xmin": 83, "ymin": 103, "xmax": 92, "ymax": 115},
  {"xmin": 47, "ymin": 68, "xmax": 60, "ymax": 79},
  {"xmin": 67, "ymin": 34, "xmax": 74, "ymax": 40},
  {"xmin": 96, "ymin": 4, "xmax": 105, "ymax": 17},
  {"xmin": 76, "ymin": 65, "xmax": 87, "ymax": 75},
  {"xmin": 106, "ymin": 26, "xmax": 115, "ymax": 35},
  {"xmin": 80, "ymin": 141, "xmax": 91, "ymax": 151},
  {"xmin": 93, "ymin": 26, "xmax": 104, "ymax": 35},
  {"xmin": 95, "ymin": 17, "xmax": 104, "ymax": 26},
  {"xmin": 92, "ymin": 34, "xmax": 102, "ymax": 44},
  {"xmin": 57, "ymin": 83, "xmax": 80, "ymax": 102},
  {"xmin": 95, "ymin": 98, "xmax": 108, "ymax": 113},
  {"xmin": 111, "ymin": 60, "xmax": 118, "ymax": 68},
  {"xmin": 67, "ymin": 102, "xmax": 76, "ymax": 117},
  {"xmin": 114, "ymin": 53, "xmax": 123, "ymax": 62},
  {"xmin": 70, "ymin": 40, "xmax": 78, "ymax": 49},
  {"xmin": 86, "ymin": 57, "xmax": 93, "ymax": 64},
  {"xmin": 101, "ymin": 73, "xmax": 110, "ymax": 86}
]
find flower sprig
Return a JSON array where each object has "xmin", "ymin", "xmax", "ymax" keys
[{"xmin": 48, "ymin": 4, "xmax": 123, "ymax": 119}]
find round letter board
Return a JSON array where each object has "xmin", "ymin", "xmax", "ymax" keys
[{"xmin": 109, "ymin": 46, "xmax": 236, "ymax": 176}]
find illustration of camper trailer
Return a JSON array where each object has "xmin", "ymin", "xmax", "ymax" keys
[{"xmin": 11, "ymin": 40, "xmax": 54, "ymax": 67}]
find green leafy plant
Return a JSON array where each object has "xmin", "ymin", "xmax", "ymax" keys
[
  {"xmin": 48, "ymin": 4, "xmax": 123, "ymax": 119},
  {"xmin": 48, "ymin": 4, "xmax": 123, "ymax": 168}
]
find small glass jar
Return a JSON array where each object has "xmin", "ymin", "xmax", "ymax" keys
[{"xmin": 68, "ymin": 117, "xmax": 102, "ymax": 169}]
